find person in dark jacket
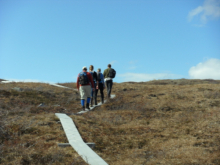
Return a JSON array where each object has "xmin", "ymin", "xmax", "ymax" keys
[
  {"xmin": 77, "ymin": 66, "xmax": 95, "ymax": 110},
  {"xmin": 95, "ymin": 68, "xmax": 105, "ymax": 104},
  {"xmin": 103, "ymin": 64, "xmax": 114, "ymax": 98},
  {"xmin": 89, "ymin": 65, "xmax": 97, "ymax": 107}
]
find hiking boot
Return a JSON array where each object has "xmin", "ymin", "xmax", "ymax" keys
[
  {"xmin": 90, "ymin": 98, "xmax": 93, "ymax": 107},
  {"xmin": 82, "ymin": 106, "xmax": 85, "ymax": 111},
  {"xmin": 86, "ymin": 103, "xmax": 90, "ymax": 110}
]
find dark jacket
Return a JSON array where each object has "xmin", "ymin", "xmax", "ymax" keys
[{"xmin": 89, "ymin": 71, "xmax": 98, "ymax": 82}]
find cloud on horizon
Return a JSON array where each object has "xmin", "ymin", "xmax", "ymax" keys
[
  {"xmin": 118, "ymin": 73, "xmax": 182, "ymax": 82},
  {"xmin": 188, "ymin": 0, "xmax": 220, "ymax": 25},
  {"xmin": 189, "ymin": 58, "xmax": 220, "ymax": 79}
]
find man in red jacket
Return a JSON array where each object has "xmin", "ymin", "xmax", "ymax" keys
[{"xmin": 77, "ymin": 66, "xmax": 95, "ymax": 110}]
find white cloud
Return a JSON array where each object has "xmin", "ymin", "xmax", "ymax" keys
[
  {"xmin": 188, "ymin": 0, "xmax": 220, "ymax": 24},
  {"xmin": 189, "ymin": 58, "xmax": 220, "ymax": 79},
  {"xmin": 188, "ymin": 6, "xmax": 204, "ymax": 22},
  {"xmin": 118, "ymin": 73, "xmax": 182, "ymax": 82},
  {"xmin": 110, "ymin": 61, "xmax": 117, "ymax": 65},
  {"xmin": 128, "ymin": 60, "xmax": 138, "ymax": 70}
]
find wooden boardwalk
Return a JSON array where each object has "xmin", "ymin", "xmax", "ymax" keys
[
  {"xmin": 2, "ymin": 81, "xmax": 112, "ymax": 164},
  {"xmin": 55, "ymin": 94, "xmax": 116, "ymax": 164},
  {"xmin": 55, "ymin": 113, "xmax": 108, "ymax": 165},
  {"xmin": 77, "ymin": 94, "xmax": 115, "ymax": 114}
]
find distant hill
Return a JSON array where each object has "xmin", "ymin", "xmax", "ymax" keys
[
  {"xmin": 123, "ymin": 79, "xmax": 220, "ymax": 85},
  {"xmin": 0, "ymin": 78, "xmax": 6, "ymax": 82}
]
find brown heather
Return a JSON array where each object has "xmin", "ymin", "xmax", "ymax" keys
[{"xmin": 0, "ymin": 79, "xmax": 220, "ymax": 165}]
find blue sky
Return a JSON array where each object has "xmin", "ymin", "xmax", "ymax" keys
[{"xmin": 1, "ymin": 0, "xmax": 220, "ymax": 83}]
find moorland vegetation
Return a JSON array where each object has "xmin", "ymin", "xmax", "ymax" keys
[{"xmin": 0, "ymin": 79, "xmax": 220, "ymax": 165}]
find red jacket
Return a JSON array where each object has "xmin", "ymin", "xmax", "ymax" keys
[{"xmin": 77, "ymin": 71, "xmax": 95, "ymax": 90}]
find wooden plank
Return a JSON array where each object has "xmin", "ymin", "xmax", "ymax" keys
[
  {"xmin": 77, "ymin": 94, "xmax": 116, "ymax": 114},
  {"xmin": 55, "ymin": 113, "xmax": 108, "ymax": 165},
  {"xmin": 58, "ymin": 143, "xmax": 95, "ymax": 149}
]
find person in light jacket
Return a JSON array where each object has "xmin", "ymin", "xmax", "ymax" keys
[{"xmin": 103, "ymin": 64, "xmax": 113, "ymax": 98}]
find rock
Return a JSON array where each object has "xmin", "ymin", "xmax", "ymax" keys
[
  {"xmin": 12, "ymin": 87, "xmax": 23, "ymax": 92},
  {"xmin": 23, "ymin": 88, "xmax": 33, "ymax": 92},
  {"xmin": 123, "ymin": 88, "xmax": 127, "ymax": 91},
  {"xmin": 37, "ymin": 103, "xmax": 46, "ymax": 107}
]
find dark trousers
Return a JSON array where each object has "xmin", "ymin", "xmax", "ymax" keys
[
  {"xmin": 95, "ymin": 83, "xmax": 104, "ymax": 103},
  {"xmin": 91, "ymin": 81, "xmax": 96, "ymax": 98},
  {"xmin": 106, "ymin": 80, "xmax": 113, "ymax": 98}
]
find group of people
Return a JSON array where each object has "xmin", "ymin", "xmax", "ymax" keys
[{"xmin": 76, "ymin": 64, "xmax": 116, "ymax": 111}]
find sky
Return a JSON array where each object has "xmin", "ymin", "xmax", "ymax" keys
[{"xmin": 0, "ymin": 0, "xmax": 220, "ymax": 83}]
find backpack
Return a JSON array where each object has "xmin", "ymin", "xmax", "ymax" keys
[
  {"xmin": 79, "ymin": 72, "xmax": 89, "ymax": 85},
  {"xmin": 97, "ymin": 73, "xmax": 102, "ymax": 82},
  {"xmin": 108, "ymin": 68, "xmax": 116, "ymax": 78},
  {"xmin": 89, "ymin": 71, "xmax": 97, "ymax": 82}
]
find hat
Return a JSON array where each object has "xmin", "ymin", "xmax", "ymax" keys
[{"xmin": 82, "ymin": 66, "xmax": 87, "ymax": 70}]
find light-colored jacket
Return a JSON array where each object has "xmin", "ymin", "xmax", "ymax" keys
[{"xmin": 103, "ymin": 68, "xmax": 112, "ymax": 81}]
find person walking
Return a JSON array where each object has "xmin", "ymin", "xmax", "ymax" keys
[
  {"xmin": 77, "ymin": 66, "xmax": 95, "ymax": 110},
  {"xmin": 89, "ymin": 65, "xmax": 97, "ymax": 107},
  {"xmin": 95, "ymin": 68, "xmax": 105, "ymax": 104},
  {"xmin": 103, "ymin": 64, "xmax": 116, "ymax": 98}
]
